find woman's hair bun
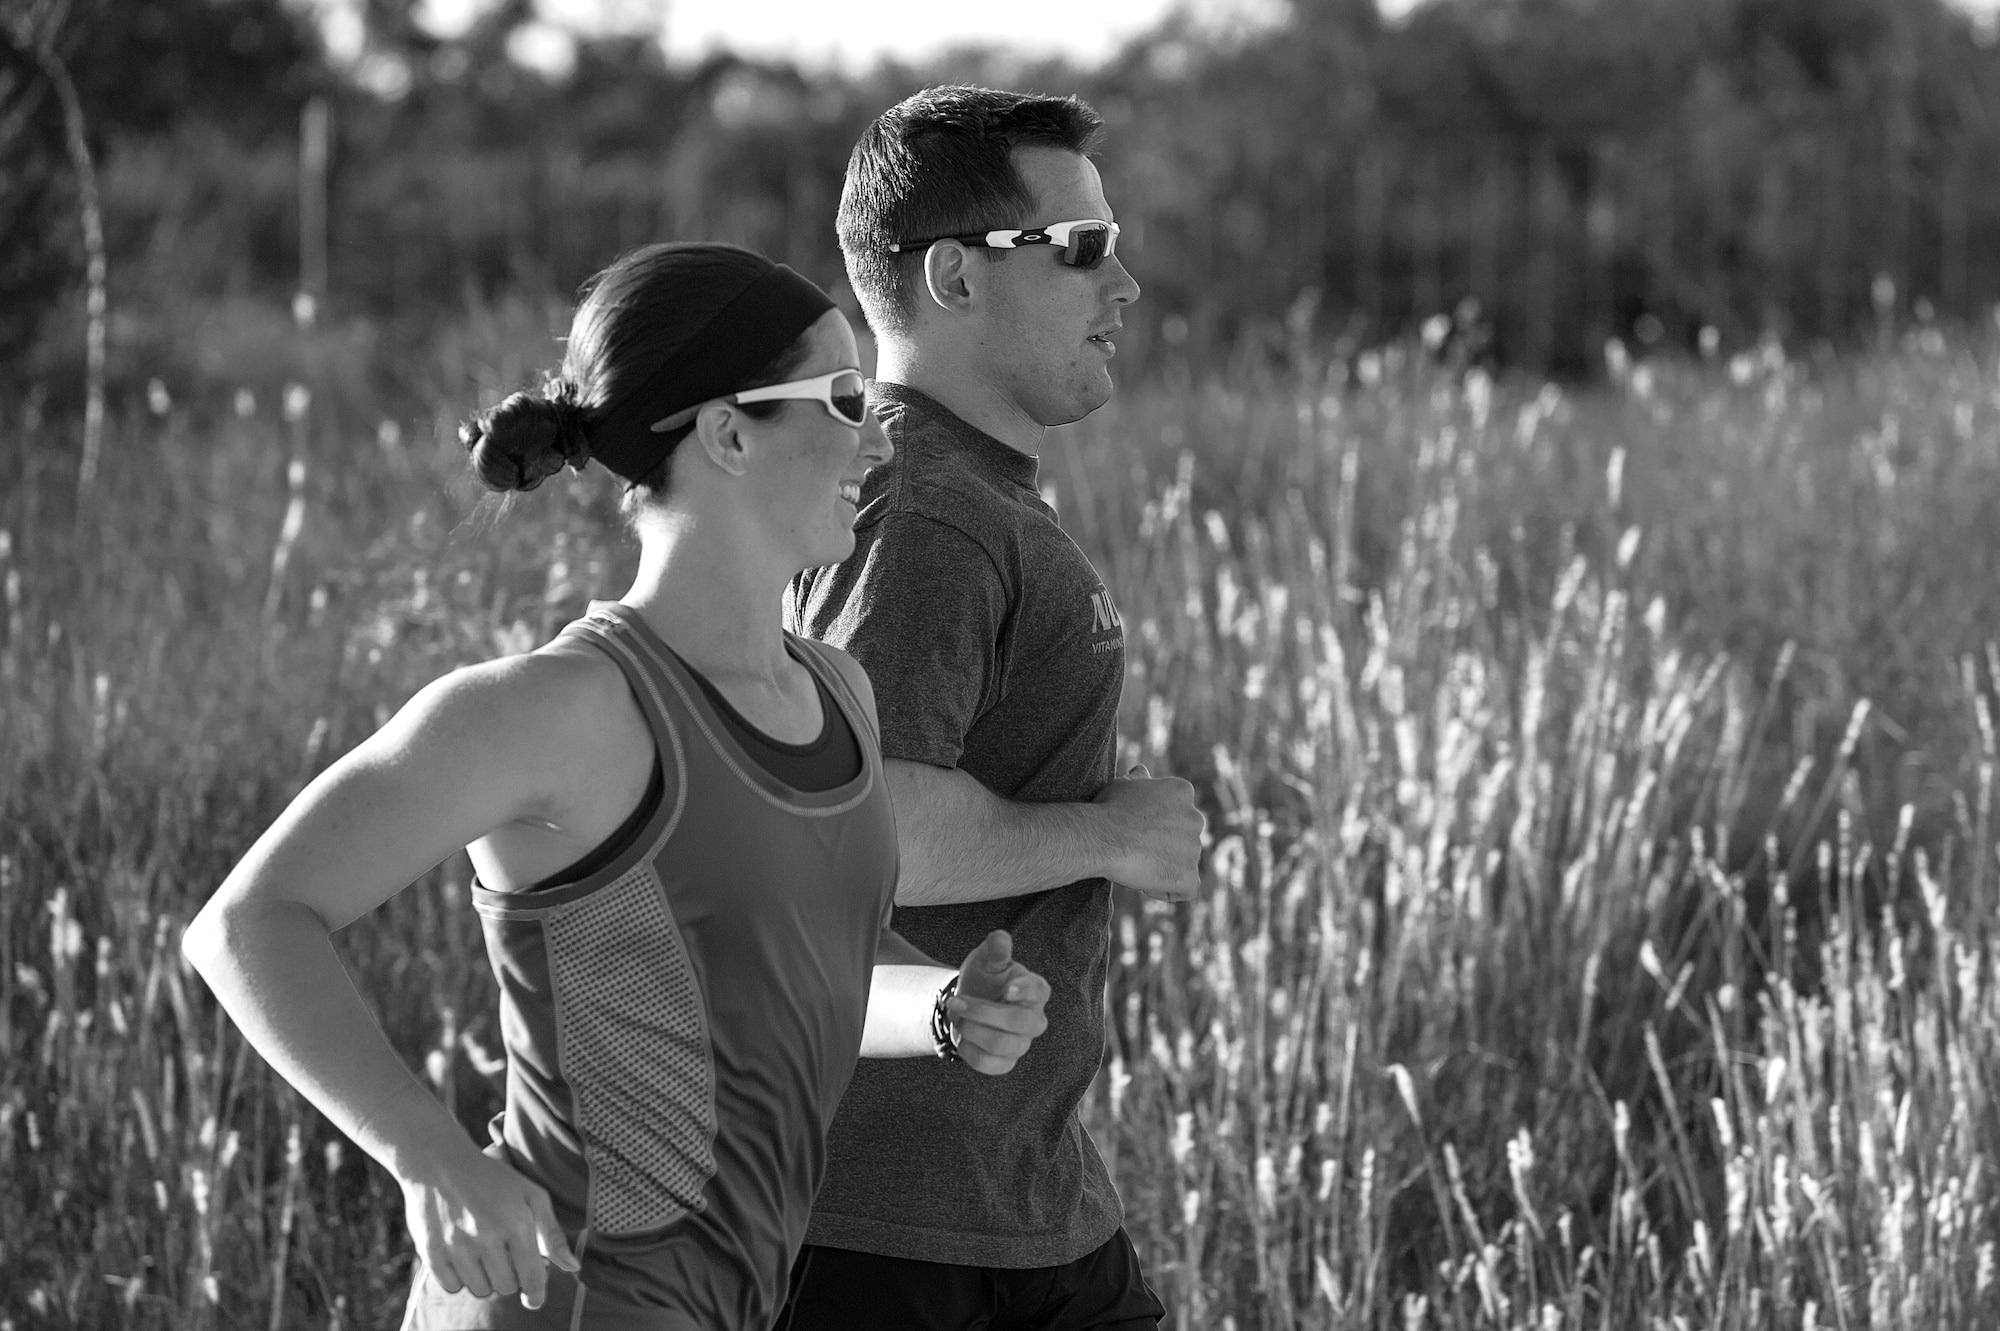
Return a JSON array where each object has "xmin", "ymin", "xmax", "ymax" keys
[{"xmin": 459, "ymin": 384, "xmax": 592, "ymax": 493}]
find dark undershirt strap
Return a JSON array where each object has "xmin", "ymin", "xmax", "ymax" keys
[
  {"xmin": 536, "ymin": 648, "xmax": 864, "ymax": 891},
  {"xmin": 689, "ymin": 657, "xmax": 863, "ymax": 793},
  {"xmin": 535, "ymin": 759, "xmax": 665, "ymax": 889}
]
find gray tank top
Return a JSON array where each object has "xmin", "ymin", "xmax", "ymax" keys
[{"xmin": 464, "ymin": 602, "xmax": 898, "ymax": 1329}]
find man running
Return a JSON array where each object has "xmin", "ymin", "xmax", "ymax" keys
[{"xmin": 782, "ymin": 87, "xmax": 1206, "ymax": 1331}]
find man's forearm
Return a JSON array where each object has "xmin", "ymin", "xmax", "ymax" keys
[{"xmin": 886, "ymin": 758, "xmax": 1111, "ymax": 906}]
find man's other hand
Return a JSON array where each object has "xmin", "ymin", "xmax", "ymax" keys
[{"xmin": 1093, "ymin": 765, "xmax": 1205, "ymax": 900}]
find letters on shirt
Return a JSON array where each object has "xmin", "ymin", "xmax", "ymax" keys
[{"xmin": 1090, "ymin": 588, "xmax": 1123, "ymax": 652}]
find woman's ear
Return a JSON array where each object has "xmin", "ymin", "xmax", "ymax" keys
[{"xmin": 690, "ymin": 402, "xmax": 752, "ymax": 478}]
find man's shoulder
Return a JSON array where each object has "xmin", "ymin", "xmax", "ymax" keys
[
  {"xmin": 876, "ymin": 442, "xmax": 1017, "ymax": 523},
  {"xmin": 862, "ymin": 459, "xmax": 1022, "ymax": 568}
]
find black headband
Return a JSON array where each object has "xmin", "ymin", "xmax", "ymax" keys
[{"xmin": 588, "ymin": 261, "xmax": 836, "ymax": 483}]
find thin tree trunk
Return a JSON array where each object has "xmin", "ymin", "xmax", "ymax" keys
[
  {"xmin": 298, "ymin": 96, "xmax": 330, "ymax": 323},
  {"xmin": 10, "ymin": 24, "xmax": 106, "ymax": 493}
]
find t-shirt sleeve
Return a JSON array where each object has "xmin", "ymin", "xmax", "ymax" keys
[{"xmin": 806, "ymin": 513, "xmax": 1007, "ymax": 769}]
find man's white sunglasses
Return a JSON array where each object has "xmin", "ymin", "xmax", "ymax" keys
[
  {"xmin": 885, "ymin": 219, "xmax": 1121, "ymax": 270},
  {"xmin": 651, "ymin": 368, "xmax": 869, "ymax": 434}
]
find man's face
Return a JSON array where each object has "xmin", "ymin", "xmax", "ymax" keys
[{"xmin": 973, "ymin": 147, "xmax": 1141, "ymax": 428}]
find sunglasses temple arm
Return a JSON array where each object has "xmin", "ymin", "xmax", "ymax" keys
[{"xmin": 650, "ymin": 402, "xmax": 708, "ymax": 433}]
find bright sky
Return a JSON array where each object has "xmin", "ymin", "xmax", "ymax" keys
[
  {"xmin": 658, "ymin": 0, "xmax": 1297, "ymax": 68},
  {"xmin": 390, "ymin": 0, "xmax": 2000, "ymax": 77},
  {"xmin": 409, "ymin": 0, "xmax": 1285, "ymax": 73}
]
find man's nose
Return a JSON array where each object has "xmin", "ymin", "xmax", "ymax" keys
[
  {"xmin": 860, "ymin": 414, "xmax": 894, "ymax": 467},
  {"xmin": 1105, "ymin": 255, "xmax": 1141, "ymax": 305}
]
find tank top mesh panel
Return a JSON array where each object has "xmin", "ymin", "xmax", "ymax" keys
[{"xmin": 543, "ymin": 864, "xmax": 716, "ymax": 1235}]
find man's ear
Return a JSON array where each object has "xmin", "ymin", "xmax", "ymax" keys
[
  {"xmin": 922, "ymin": 241, "xmax": 978, "ymax": 316},
  {"xmin": 690, "ymin": 402, "xmax": 751, "ymax": 478}
]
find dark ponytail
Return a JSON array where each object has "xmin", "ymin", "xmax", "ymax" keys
[
  {"xmin": 459, "ymin": 379, "xmax": 593, "ymax": 493},
  {"xmin": 457, "ymin": 243, "xmax": 822, "ymax": 499}
]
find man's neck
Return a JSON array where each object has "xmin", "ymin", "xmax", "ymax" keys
[{"xmin": 875, "ymin": 342, "xmax": 1046, "ymax": 457}]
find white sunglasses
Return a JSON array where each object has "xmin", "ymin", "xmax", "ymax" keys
[
  {"xmin": 885, "ymin": 219, "xmax": 1121, "ymax": 269},
  {"xmin": 651, "ymin": 368, "xmax": 869, "ymax": 434}
]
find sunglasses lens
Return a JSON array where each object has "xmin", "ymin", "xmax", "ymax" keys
[
  {"xmin": 1063, "ymin": 224, "xmax": 1112, "ymax": 269},
  {"xmin": 831, "ymin": 372, "xmax": 868, "ymax": 426}
]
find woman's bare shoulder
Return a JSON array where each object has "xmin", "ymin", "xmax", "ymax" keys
[{"xmin": 381, "ymin": 638, "xmax": 649, "ymax": 778}]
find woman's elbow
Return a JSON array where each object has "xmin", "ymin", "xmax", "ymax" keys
[{"xmin": 180, "ymin": 891, "xmax": 294, "ymax": 977}]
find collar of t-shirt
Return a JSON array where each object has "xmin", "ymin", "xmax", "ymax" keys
[{"xmin": 867, "ymin": 381, "xmax": 1040, "ymax": 497}]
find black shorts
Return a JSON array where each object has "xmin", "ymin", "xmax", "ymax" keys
[{"xmin": 775, "ymin": 1228, "xmax": 1166, "ymax": 1331}]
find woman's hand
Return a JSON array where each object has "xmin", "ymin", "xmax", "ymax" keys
[
  {"xmin": 401, "ymin": 1143, "xmax": 581, "ymax": 1309},
  {"xmin": 948, "ymin": 930, "xmax": 1051, "ymax": 1075}
]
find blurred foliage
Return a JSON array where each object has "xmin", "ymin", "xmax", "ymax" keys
[
  {"xmin": 8, "ymin": 313, "xmax": 2000, "ymax": 1327},
  {"xmin": 5, "ymin": 0, "xmax": 2000, "ymax": 391},
  {"xmin": 1, "ymin": 0, "xmax": 322, "ymax": 367}
]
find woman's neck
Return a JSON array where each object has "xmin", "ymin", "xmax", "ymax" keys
[{"xmin": 618, "ymin": 507, "xmax": 792, "ymax": 683}]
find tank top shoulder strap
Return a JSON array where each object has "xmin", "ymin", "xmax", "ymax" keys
[
  {"xmin": 787, "ymin": 634, "xmax": 881, "ymax": 753},
  {"xmin": 550, "ymin": 603, "xmax": 691, "ymax": 855}
]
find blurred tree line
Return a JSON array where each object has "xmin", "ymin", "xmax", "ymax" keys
[{"xmin": 6, "ymin": 0, "xmax": 2000, "ymax": 389}]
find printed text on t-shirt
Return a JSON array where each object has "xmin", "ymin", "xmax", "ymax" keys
[{"xmin": 1090, "ymin": 589, "xmax": 1123, "ymax": 652}]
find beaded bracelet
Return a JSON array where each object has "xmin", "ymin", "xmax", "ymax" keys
[{"xmin": 931, "ymin": 975, "xmax": 961, "ymax": 1062}]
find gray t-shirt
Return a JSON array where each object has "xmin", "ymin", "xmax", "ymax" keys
[{"xmin": 784, "ymin": 382, "xmax": 1127, "ymax": 1268}]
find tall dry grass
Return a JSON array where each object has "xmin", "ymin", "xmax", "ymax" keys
[{"xmin": 4, "ymin": 313, "xmax": 2000, "ymax": 1328}]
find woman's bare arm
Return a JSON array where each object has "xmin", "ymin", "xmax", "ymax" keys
[{"xmin": 181, "ymin": 656, "xmax": 615, "ymax": 1307}]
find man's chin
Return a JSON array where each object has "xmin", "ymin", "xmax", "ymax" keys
[{"xmin": 1039, "ymin": 380, "xmax": 1115, "ymax": 427}]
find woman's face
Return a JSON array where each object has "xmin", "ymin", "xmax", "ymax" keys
[{"xmin": 742, "ymin": 309, "xmax": 893, "ymax": 573}]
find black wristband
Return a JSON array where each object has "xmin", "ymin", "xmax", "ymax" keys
[{"xmin": 931, "ymin": 975, "xmax": 961, "ymax": 1062}]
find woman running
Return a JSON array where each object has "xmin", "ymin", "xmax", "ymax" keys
[{"xmin": 183, "ymin": 242, "xmax": 1051, "ymax": 1331}]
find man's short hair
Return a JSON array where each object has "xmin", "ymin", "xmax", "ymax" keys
[{"xmin": 838, "ymin": 86, "xmax": 1105, "ymax": 336}]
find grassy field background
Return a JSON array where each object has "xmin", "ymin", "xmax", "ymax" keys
[{"xmin": 5, "ymin": 305, "xmax": 2000, "ymax": 1328}]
